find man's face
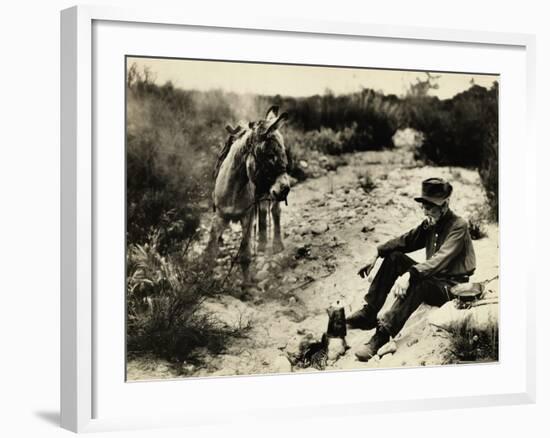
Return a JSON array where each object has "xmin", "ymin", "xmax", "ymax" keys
[{"xmin": 421, "ymin": 201, "xmax": 445, "ymax": 226}]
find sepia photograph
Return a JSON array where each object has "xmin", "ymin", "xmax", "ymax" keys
[{"xmin": 125, "ymin": 56, "xmax": 499, "ymax": 380}]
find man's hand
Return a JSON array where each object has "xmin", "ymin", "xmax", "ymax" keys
[
  {"xmin": 358, "ymin": 255, "xmax": 378, "ymax": 280},
  {"xmin": 391, "ymin": 272, "xmax": 411, "ymax": 299}
]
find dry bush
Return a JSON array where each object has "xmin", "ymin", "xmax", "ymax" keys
[
  {"xmin": 479, "ymin": 132, "xmax": 499, "ymax": 221},
  {"xmin": 283, "ymin": 127, "xmax": 348, "ymax": 181},
  {"xmin": 467, "ymin": 213, "xmax": 488, "ymax": 240},
  {"xmin": 127, "ymin": 233, "xmax": 251, "ymax": 365},
  {"xmin": 283, "ymin": 88, "xmax": 401, "ymax": 149},
  {"xmin": 356, "ymin": 170, "xmax": 377, "ymax": 193},
  {"xmin": 404, "ymin": 82, "xmax": 499, "ymax": 221},
  {"xmin": 126, "ymin": 81, "xmax": 213, "ymax": 251},
  {"xmin": 445, "ymin": 317, "xmax": 498, "ymax": 363}
]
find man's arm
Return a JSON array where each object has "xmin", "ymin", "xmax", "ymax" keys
[
  {"xmin": 376, "ymin": 223, "xmax": 427, "ymax": 257},
  {"xmin": 407, "ymin": 218, "xmax": 467, "ymax": 281}
]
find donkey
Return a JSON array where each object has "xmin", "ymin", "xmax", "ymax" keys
[{"xmin": 206, "ymin": 106, "xmax": 291, "ymax": 281}]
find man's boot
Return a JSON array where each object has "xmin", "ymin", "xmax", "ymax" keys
[
  {"xmin": 346, "ymin": 305, "xmax": 377, "ymax": 330},
  {"xmin": 355, "ymin": 326, "xmax": 390, "ymax": 362}
]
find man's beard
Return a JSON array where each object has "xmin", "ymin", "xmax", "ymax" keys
[
  {"xmin": 423, "ymin": 206, "xmax": 447, "ymax": 227},
  {"xmin": 423, "ymin": 210, "xmax": 444, "ymax": 227},
  {"xmin": 424, "ymin": 215, "xmax": 437, "ymax": 227}
]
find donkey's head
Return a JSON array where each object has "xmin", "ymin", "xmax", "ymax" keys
[{"xmin": 247, "ymin": 106, "xmax": 291, "ymax": 202}]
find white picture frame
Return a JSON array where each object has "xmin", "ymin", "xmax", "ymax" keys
[{"xmin": 60, "ymin": 5, "xmax": 536, "ymax": 433}]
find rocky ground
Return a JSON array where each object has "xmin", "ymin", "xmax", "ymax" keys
[{"xmin": 127, "ymin": 146, "xmax": 499, "ymax": 380}]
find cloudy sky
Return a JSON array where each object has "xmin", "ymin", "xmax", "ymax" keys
[{"xmin": 128, "ymin": 56, "xmax": 498, "ymax": 99}]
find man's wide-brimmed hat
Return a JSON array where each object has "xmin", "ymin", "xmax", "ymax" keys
[{"xmin": 414, "ymin": 178, "xmax": 453, "ymax": 206}]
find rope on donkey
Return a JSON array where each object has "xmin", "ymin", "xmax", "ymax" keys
[{"xmin": 217, "ymin": 196, "xmax": 272, "ymax": 288}]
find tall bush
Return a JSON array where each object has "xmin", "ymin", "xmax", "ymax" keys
[
  {"xmin": 405, "ymin": 82, "xmax": 499, "ymax": 220},
  {"xmin": 126, "ymin": 76, "xmax": 227, "ymax": 251},
  {"xmin": 275, "ymin": 88, "xmax": 402, "ymax": 149}
]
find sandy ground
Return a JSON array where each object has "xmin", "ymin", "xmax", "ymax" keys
[{"xmin": 127, "ymin": 147, "xmax": 499, "ymax": 380}]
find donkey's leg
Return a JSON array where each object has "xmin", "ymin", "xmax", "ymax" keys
[
  {"xmin": 239, "ymin": 211, "xmax": 254, "ymax": 283},
  {"xmin": 205, "ymin": 214, "xmax": 229, "ymax": 262},
  {"xmin": 257, "ymin": 200, "xmax": 268, "ymax": 253},
  {"xmin": 272, "ymin": 201, "xmax": 284, "ymax": 254}
]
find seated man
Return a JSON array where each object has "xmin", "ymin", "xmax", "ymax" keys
[{"xmin": 347, "ymin": 177, "xmax": 476, "ymax": 362}]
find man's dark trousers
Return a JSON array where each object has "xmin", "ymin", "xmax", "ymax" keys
[{"xmin": 365, "ymin": 251, "xmax": 455, "ymax": 337}]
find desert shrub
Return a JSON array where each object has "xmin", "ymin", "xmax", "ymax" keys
[
  {"xmin": 446, "ymin": 317, "xmax": 498, "ymax": 363},
  {"xmin": 392, "ymin": 127, "xmax": 424, "ymax": 149},
  {"xmin": 356, "ymin": 170, "xmax": 377, "ymax": 193},
  {"xmin": 126, "ymin": 80, "xmax": 217, "ymax": 251},
  {"xmin": 276, "ymin": 88, "xmax": 402, "ymax": 150},
  {"xmin": 282, "ymin": 121, "xmax": 387, "ymax": 181},
  {"xmin": 309, "ymin": 127, "xmax": 345, "ymax": 155},
  {"xmin": 127, "ymin": 233, "xmax": 250, "ymax": 364},
  {"xmin": 283, "ymin": 127, "xmax": 348, "ymax": 180},
  {"xmin": 467, "ymin": 215, "xmax": 488, "ymax": 240},
  {"xmin": 404, "ymin": 82, "xmax": 499, "ymax": 221},
  {"xmin": 338, "ymin": 122, "xmax": 374, "ymax": 152},
  {"xmin": 284, "ymin": 126, "xmax": 344, "ymax": 156},
  {"xmin": 478, "ymin": 85, "xmax": 499, "ymax": 221}
]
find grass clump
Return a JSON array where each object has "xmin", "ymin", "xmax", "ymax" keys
[
  {"xmin": 127, "ymin": 233, "xmax": 251, "ymax": 367},
  {"xmin": 356, "ymin": 170, "xmax": 377, "ymax": 193},
  {"xmin": 467, "ymin": 213, "xmax": 488, "ymax": 240},
  {"xmin": 446, "ymin": 316, "xmax": 498, "ymax": 363}
]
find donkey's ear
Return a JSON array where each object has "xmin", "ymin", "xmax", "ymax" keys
[
  {"xmin": 226, "ymin": 124, "xmax": 242, "ymax": 135},
  {"xmin": 265, "ymin": 105, "xmax": 279, "ymax": 121},
  {"xmin": 265, "ymin": 112, "xmax": 288, "ymax": 135}
]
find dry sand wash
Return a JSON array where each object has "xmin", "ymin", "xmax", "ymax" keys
[{"xmin": 127, "ymin": 148, "xmax": 499, "ymax": 380}]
